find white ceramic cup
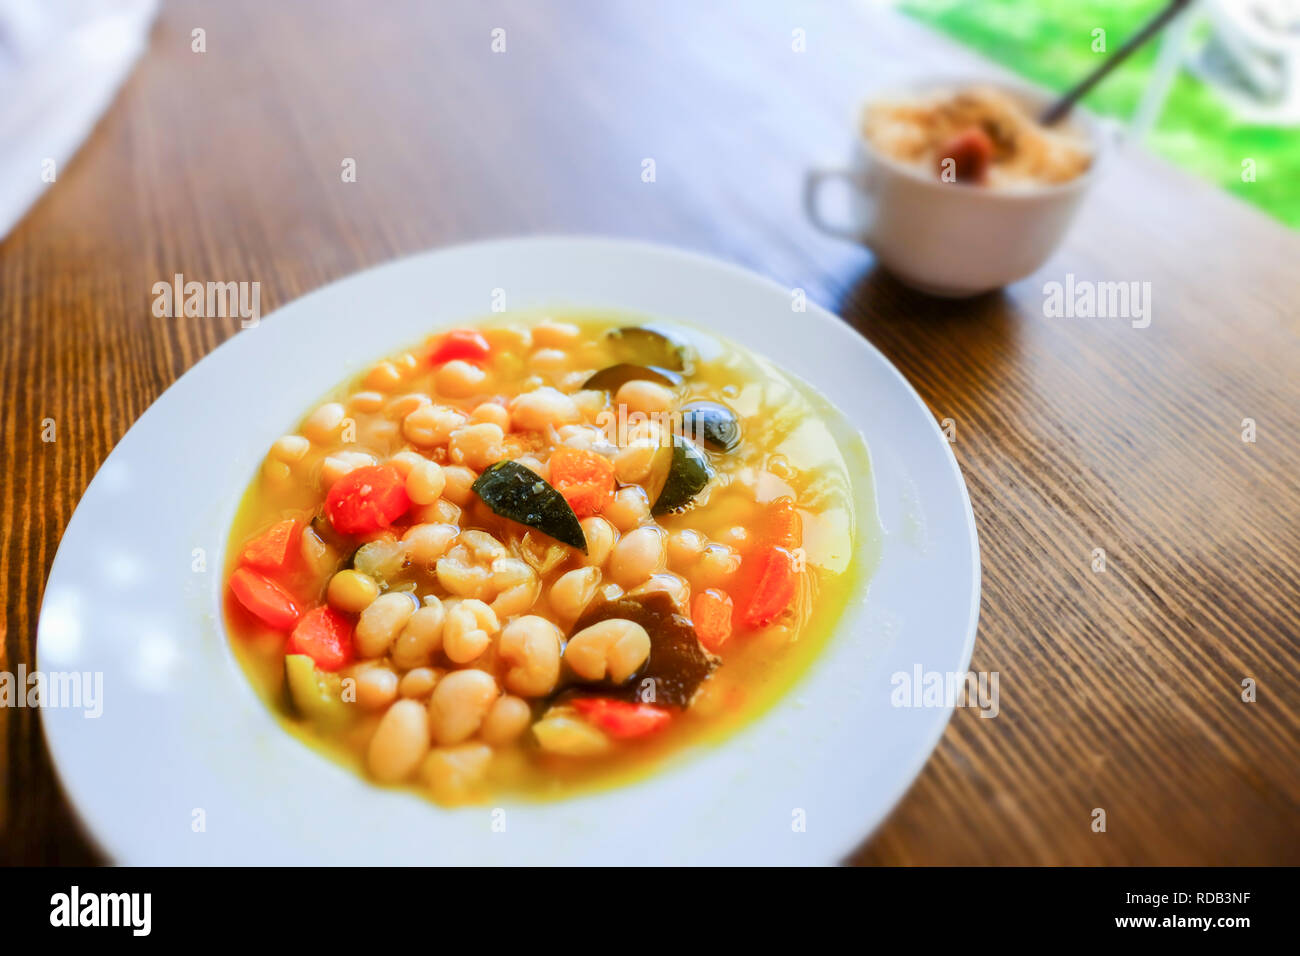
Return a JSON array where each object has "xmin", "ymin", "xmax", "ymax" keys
[{"xmin": 804, "ymin": 79, "xmax": 1107, "ymax": 297}]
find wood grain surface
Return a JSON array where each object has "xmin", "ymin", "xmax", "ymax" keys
[{"xmin": 2, "ymin": 0, "xmax": 1297, "ymax": 865}]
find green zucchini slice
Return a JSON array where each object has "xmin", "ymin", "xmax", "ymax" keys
[
  {"xmin": 650, "ymin": 436, "xmax": 713, "ymax": 515},
  {"xmin": 607, "ymin": 326, "xmax": 692, "ymax": 372},
  {"xmin": 679, "ymin": 400, "xmax": 741, "ymax": 453},
  {"xmin": 582, "ymin": 363, "xmax": 683, "ymax": 392},
  {"xmin": 472, "ymin": 460, "xmax": 587, "ymax": 552},
  {"xmin": 285, "ymin": 654, "xmax": 352, "ymax": 729}
]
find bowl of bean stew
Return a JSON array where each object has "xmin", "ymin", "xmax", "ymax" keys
[{"xmin": 40, "ymin": 238, "xmax": 978, "ymax": 863}]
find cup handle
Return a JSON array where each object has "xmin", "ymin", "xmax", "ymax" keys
[{"xmin": 803, "ymin": 167, "xmax": 864, "ymax": 242}]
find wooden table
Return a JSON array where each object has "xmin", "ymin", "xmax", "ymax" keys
[{"xmin": 3, "ymin": 0, "xmax": 1297, "ymax": 865}]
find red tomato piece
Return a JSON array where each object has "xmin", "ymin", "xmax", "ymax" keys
[
  {"xmin": 571, "ymin": 698, "xmax": 672, "ymax": 739},
  {"xmin": 229, "ymin": 567, "xmax": 300, "ymax": 631},
  {"xmin": 325, "ymin": 464, "xmax": 410, "ymax": 535},
  {"xmin": 430, "ymin": 329, "xmax": 492, "ymax": 365},
  {"xmin": 741, "ymin": 546, "xmax": 799, "ymax": 630},
  {"xmin": 240, "ymin": 518, "xmax": 298, "ymax": 571},
  {"xmin": 287, "ymin": 606, "xmax": 354, "ymax": 671}
]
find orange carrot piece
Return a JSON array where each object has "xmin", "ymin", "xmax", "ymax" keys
[
  {"xmin": 230, "ymin": 567, "xmax": 300, "ymax": 631},
  {"xmin": 287, "ymin": 606, "xmax": 354, "ymax": 671},
  {"xmin": 766, "ymin": 497, "xmax": 802, "ymax": 549},
  {"xmin": 241, "ymin": 518, "xmax": 298, "ymax": 571},
  {"xmin": 693, "ymin": 588, "xmax": 733, "ymax": 652},
  {"xmin": 547, "ymin": 446, "xmax": 616, "ymax": 518},
  {"xmin": 741, "ymin": 546, "xmax": 798, "ymax": 630}
]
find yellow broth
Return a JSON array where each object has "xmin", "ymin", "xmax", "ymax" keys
[{"xmin": 224, "ymin": 313, "xmax": 878, "ymax": 803}]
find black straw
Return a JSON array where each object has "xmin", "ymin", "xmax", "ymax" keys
[{"xmin": 1040, "ymin": 0, "xmax": 1195, "ymax": 125}]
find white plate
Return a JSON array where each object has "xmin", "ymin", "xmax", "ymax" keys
[{"xmin": 39, "ymin": 237, "xmax": 979, "ymax": 865}]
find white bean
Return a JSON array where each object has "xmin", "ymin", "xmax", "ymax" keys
[
  {"xmin": 615, "ymin": 380, "xmax": 675, "ymax": 415},
  {"xmin": 403, "ymin": 404, "xmax": 467, "ymax": 447},
  {"xmin": 609, "ymin": 526, "xmax": 667, "ymax": 588},
  {"xmin": 437, "ymin": 359, "xmax": 490, "ymax": 397},
  {"xmin": 614, "ymin": 439, "xmax": 658, "ymax": 484},
  {"xmin": 448, "ymin": 423, "xmax": 505, "ymax": 471},
  {"xmin": 481, "ymin": 695, "xmax": 532, "ymax": 745},
  {"xmin": 549, "ymin": 566, "xmax": 601, "ymax": 621},
  {"xmin": 399, "ymin": 667, "xmax": 440, "ymax": 699},
  {"xmin": 532, "ymin": 319, "xmax": 581, "ymax": 347},
  {"xmin": 320, "ymin": 450, "xmax": 376, "ymax": 487},
  {"xmin": 695, "ymin": 544, "xmax": 741, "ymax": 587},
  {"xmin": 441, "ymin": 465, "xmax": 477, "ymax": 505},
  {"xmin": 443, "ymin": 599, "xmax": 500, "ymax": 663},
  {"xmin": 497, "ymin": 616, "xmax": 563, "ymax": 698},
  {"xmin": 563, "ymin": 618, "xmax": 651, "ymax": 684},
  {"xmin": 364, "ymin": 360, "xmax": 403, "ymax": 392},
  {"xmin": 470, "ymin": 402, "xmax": 511, "ymax": 430},
  {"xmin": 490, "ymin": 557, "xmax": 540, "ymax": 618},
  {"xmin": 580, "ymin": 516, "xmax": 617, "ymax": 567},
  {"xmin": 391, "ymin": 600, "xmax": 446, "ymax": 669},
  {"xmin": 428, "ymin": 670, "xmax": 499, "ymax": 745},
  {"xmin": 387, "ymin": 449, "xmax": 426, "ymax": 478},
  {"xmin": 509, "ymin": 387, "xmax": 580, "ymax": 431},
  {"xmin": 529, "ymin": 348, "xmax": 571, "ymax": 375},
  {"xmin": 349, "ymin": 391, "xmax": 386, "ymax": 413},
  {"xmin": 572, "ymin": 389, "xmax": 608, "ymax": 422},
  {"xmin": 436, "ymin": 555, "xmax": 491, "ymax": 599},
  {"xmin": 403, "ymin": 522, "xmax": 459, "ymax": 566},
  {"xmin": 355, "ymin": 666, "xmax": 399, "ymax": 711},
  {"xmin": 629, "ymin": 572, "xmax": 690, "ymax": 610},
  {"xmin": 385, "ymin": 392, "xmax": 432, "ymax": 420},
  {"xmin": 355, "ymin": 592, "xmax": 419, "ymax": 658},
  {"xmin": 667, "ymin": 528, "xmax": 706, "ymax": 567},
  {"xmin": 271, "ymin": 435, "xmax": 310, "ymax": 463},
  {"xmin": 603, "ymin": 485, "xmax": 650, "ymax": 532},
  {"xmin": 405, "ymin": 460, "xmax": 446, "ymax": 505},
  {"xmin": 459, "ymin": 530, "xmax": 507, "ymax": 562},
  {"xmin": 368, "ymin": 699, "xmax": 431, "ymax": 783},
  {"xmin": 303, "ymin": 402, "xmax": 346, "ymax": 443}
]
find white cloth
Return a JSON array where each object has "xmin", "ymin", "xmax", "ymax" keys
[{"xmin": 0, "ymin": 0, "xmax": 157, "ymax": 238}]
